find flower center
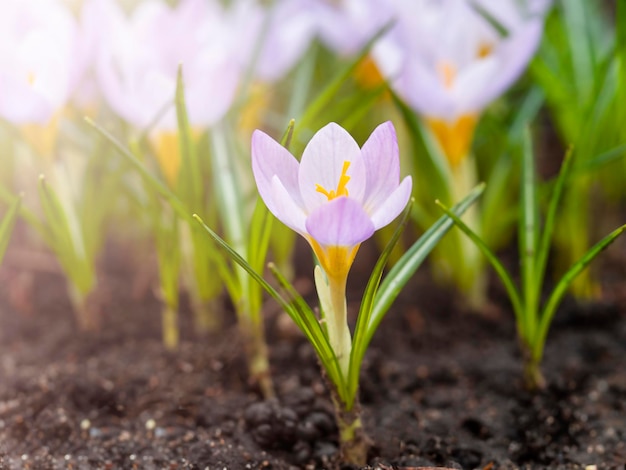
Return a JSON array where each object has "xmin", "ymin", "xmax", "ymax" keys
[{"xmin": 315, "ymin": 160, "xmax": 351, "ymax": 200}]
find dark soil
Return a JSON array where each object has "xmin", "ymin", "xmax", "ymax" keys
[{"xmin": 0, "ymin": 237, "xmax": 625, "ymax": 470}]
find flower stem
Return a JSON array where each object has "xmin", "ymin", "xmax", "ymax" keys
[
  {"xmin": 451, "ymin": 157, "xmax": 486, "ymax": 309},
  {"xmin": 318, "ymin": 270, "xmax": 352, "ymax": 378},
  {"xmin": 521, "ymin": 342, "xmax": 546, "ymax": 391},
  {"xmin": 330, "ymin": 386, "xmax": 370, "ymax": 466},
  {"xmin": 239, "ymin": 314, "xmax": 274, "ymax": 399}
]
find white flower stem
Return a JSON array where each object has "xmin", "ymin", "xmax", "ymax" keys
[{"xmin": 315, "ymin": 267, "xmax": 352, "ymax": 378}]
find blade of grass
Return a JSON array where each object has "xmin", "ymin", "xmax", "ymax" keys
[
  {"xmin": 364, "ymin": 184, "xmax": 484, "ymax": 349},
  {"xmin": 520, "ymin": 129, "xmax": 539, "ymax": 341},
  {"xmin": 347, "ymin": 199, "xmax": 413, "ymax": 406},
  {"xmin": 534, "ymin": 223, "xmax": 626, "ymax": 362},
  {"xmin": 436, "ymin": 200, "xmax": 525, "ymax": 333},
  {"xmin": 0, "ymin": 195, "xmax": 21, "ymax": 262},
  {"xmin": 534, "ymin": 147, "xmax": 574, "ymax": 292},
  {"xmin": 268, "ymin": 263, "xmax": 346, "ymax": 401}
]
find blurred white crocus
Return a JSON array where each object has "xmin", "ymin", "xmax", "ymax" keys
[
  {"xmin": 0, "ymin": 0, "xmax": 82, "ymax": 156},
  {"xmin": 375, "ymin": 0, "xmax": 549, "ymax": 168},
  {"xmin": 89, "ymin": 0, "xmax": 247, "ymax": 186}
]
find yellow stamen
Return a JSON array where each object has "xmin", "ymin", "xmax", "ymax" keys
[
  {"xmin": 425, "ymin": 114, "xmax": 478, "ymax": 169},
  {"xmin": 437, "ymin": 61, "xmax": 457, "ymax": 89},
  {"xmin": 477, "ymin": 42, "xmax": 493, "ymax": 59},
  {"xmin": 27, "ymin": 71, "xmax": 36, "ymax": 86},
  {"xmin": 315, "ymin": 161, "xmax": 351, "ymax": 200}
]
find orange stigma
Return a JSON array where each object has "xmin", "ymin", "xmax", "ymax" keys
[{"xmin": 316, "ymin": 161, "xmax": 351, "ymax": 200}]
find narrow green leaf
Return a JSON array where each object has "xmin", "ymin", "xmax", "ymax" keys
[
  {"xmin": 0, "ymin": 184, "xmax": 49, "ymax": 244},
  {"xmin": 534, "ymin": 223, "xmax": 626, "ymax": 362},
  {"xmin": 534, "ymin": 147, "xmax": 574, "ymax": 293},
  {"xmin": 268, "ymin": 264, "xmax": 346, "ymax": 401},
  {"xmin": 364, "ymin": 184, "xmax": 484, "ymax": 351},
  {"xmin": 347, "ymin": 198, "xmax": 413, "ymax": 406},
  {"xmin": 520, "ymin": 128, "xmax": 539, "ymax": 340},
  {"xmin": 436, "ymin": 200, "xmax": 525, "ymax": 334},
  {"xmin": 175, "ymin": 65, "xmax": 202, "ymax": 209},
  {"xmin": 280, "ymin": 119, "xmax": 296, "ymax": 150},
  {"xmin": 0, "ymin": 196, "xmax": 21, "ymax": 263},
  {"xmin": 85, "ymin": 118, "xmax": 190, "ymax": 221},
  {"xmin": 576, "ymin": 143, "xmax": 626, "ymax": 173}
]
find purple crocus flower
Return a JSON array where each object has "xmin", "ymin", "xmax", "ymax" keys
[{"xmin": 252, "ymin": 121, "xmax": 412, "ymax": 281}]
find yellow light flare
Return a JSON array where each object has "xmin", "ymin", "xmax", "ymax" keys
[
  {"xmin": 316, "ymin": 161, "xmax": 351, "ymax": 200},
  {"xmin": 426, "ymin": 114, "xmax": 478, "ymax": 169}
]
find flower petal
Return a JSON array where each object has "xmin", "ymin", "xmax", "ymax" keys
[
  {"xmin": 369, "ymin": 176, "xmax": 412, "ymax": 230},
  {"xmin": 270, "ymin": 176, "xmax": 308, "ymax": 235},
  {"xmin": 251, "ymin": 129, "xmax": 304, "ymax": 217},
  {"xmin": 361, "ymin": 121, "xmax": 401, "ymax": 213},
  {"xmin": 305, "ymin": 197, "xmax": 374, "ymax": 247},
  {"xmin": 298, "ymin": 122, "xmax": 366, "ymax": 211}
]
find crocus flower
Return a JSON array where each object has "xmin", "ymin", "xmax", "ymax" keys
[
  {"xmin": 252, "ymin": 121, "xmax": 411, "ymax": 373},
  {"xmin": 313, "ymin": 0, "xmax": 394, "ymax": 57},
  {"xmin": 90, "ymin": 0, "xmax": 248, "ymax": 186},
  {"xmin": 0, "ymin": 0, "xmax": 81, "ymax": 125},
  {"xmin": 252, "ymin": 121, "xmax": 411, "ymax": 280},
  {"xmin": 374, "ymin": 0, "xmax": 549, "ymax": 168}
]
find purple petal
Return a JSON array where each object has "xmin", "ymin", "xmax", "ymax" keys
[
  {"xmin": 361, "ymin": 121, "xmax": 401, "ymax": 213},
  {"xmin": 370, "ymin": 176, "xmax": 412, "ymax": 230},
  {"xmin": 270, "ymin": 176, "xmax": 307, "ymax": 235},
  {"xmin": 251, "ymin": 129, "xmax": 303, "ymax": 217},
  {"xmin": 298, "ymin": 123, "xmax": 366, "ymax": 211},
  {"xmin": 305, "ymin": 197, "xmax": 375, "ymax": 247}
]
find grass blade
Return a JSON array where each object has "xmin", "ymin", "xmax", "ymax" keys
[
  {"xmin": 363, "ymin": 184, "xmax": 484, "ymax": 351},
  {"xmin": 347, "ymin": 199, "xmax": 413, "ymax": 406},
  {"xmin": 0, "ymin": 196, "xmax": 21, "ymax": 263},
  {"xmin": 519, "ymin": 128, "xmax": 539, "ymax": 340},
  {"xmin": 436, "ymin": 200, "xmax": 525, "ymax": 334},
  {"xmin": 534, "ymin": 223, "xmax": 626, "ymax": 362},
  {"xmin": 534, "ymin": 147, "xmax": 574, "ymax": 293}
]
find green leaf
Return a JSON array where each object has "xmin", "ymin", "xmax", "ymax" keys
[
  {"xmin": 193, "ymin": 213, "xmax": 345, "ymax": 401},
  {"xmin": 363, "ymin": 184, "xmax": 484, "ymax": 353},
  {"xmin": 247, "ymin": 197, "xmax": 274, "ymax": 323},
  {"xmin": 0, "ymin": 184, "xmax": 49, "ymax": 244},
  {"xmin": 38, "ymin": 176, "xmax": 93, "ymax": 294},
  {"xmin": 534, "ymin": 147, "xmax": 574, "ymax": 294},
  {"xmin": 519, "ymin": 128, "xmax": 539, "ymax": 340},
  {"xmin": 175, "ymin": 65, "xmax": 203, "ymax": 210},
  {"xmin": 0, "ymin": 195, "xmax": 21, "ymax": 263},
  {"xmin": 534, "ymin": 223, "xmax": 626, "ymax": 363},
  {"xmin": 347, "ymin": 198, "xmax": 414, "ymax": 407},
  {"xmin": 280, "ymin": 119, "xmax": 296, "ymax": 150},
  {"xmin": 85, "ymin": 118, "xmax": 190, "ymax": 221},
  {"xmin": 435, "ymin": 200, "xmax": 525, "ymax": 337},
  {"xmin": 269, "ymin": 264, "xmax": 345, "ymax": 401}
]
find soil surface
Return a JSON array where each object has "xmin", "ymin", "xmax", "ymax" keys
[{"xmin": 0, "ymin": 236, "xmax": 625, "ymax": 470}]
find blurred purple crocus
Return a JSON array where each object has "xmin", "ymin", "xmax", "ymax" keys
[
  {"xmin": 374, "ymin": 0, "xmax": 550, "ymax": 167},
  {"xmin": 252, "ymin": 121, "xmax": 412, "ymax": 281}
]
